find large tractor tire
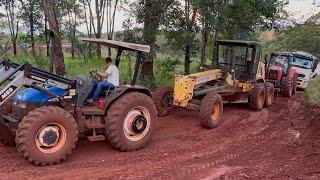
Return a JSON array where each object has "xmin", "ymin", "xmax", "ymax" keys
[
  {"xmin": 249, "ymin": 84, "xmax": 266, "ymax": 110},
  {"xmin": 153, "ymin": 86, "xmax": 173, "ymax": 117},
  {"xmin": 281, "ymin": 77, "xmax": 293, "ymax": 98},
  {"xmin": 0, "ymin": 99, "xmax": 15, "ymax": 146},
  {"xmin": 105, "ymin": 92, "xmax": 157, "ymax": 151},
  {"xmin": 264, "ymin": 83, "xmax": 275, "ymax": 107},
  {"xmin": 200, "ymin": 93, "xmax": 223, "ymax": 129},
  {"xmin": 16, "ymin": 106, "xmax": 78, "ymax": 166}
]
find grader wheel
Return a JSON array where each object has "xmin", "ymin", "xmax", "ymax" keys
[
  {"xmin": 249, "ymin": 84, "xmax": 266, "ymax": 110},
  {"xmin": 0, "ymin": 99, "xmax": 15, "ymax": 146},
  {"xmin": 264, "ymin": 83, "xmax": 275, "ymax": 107},
  {"xmin": 105, "ymin": 92, "xmax": 157, "ymax": 151},
  {"xmin": 153, "ymin": 86, "xmax": 173, "ymax": 117},
  {"xmin": 200, "ymin": 93, "xmax": 223, "ymax": 129},
  {"xmin": 16, "ymin": 106, "xmax": 78, "ymax": 166}
]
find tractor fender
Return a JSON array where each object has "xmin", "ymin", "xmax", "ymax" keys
[{"xmin": 103, "ymin": 86, "xmax": 152, "ymax": 112}]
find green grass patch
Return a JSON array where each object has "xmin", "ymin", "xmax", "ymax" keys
[{"xmin": 306, "ymin": 78, "xmax": 320, "ymax": 106}]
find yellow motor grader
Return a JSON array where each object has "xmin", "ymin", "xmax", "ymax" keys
[{"xmin": 153, "ymin": 40, "xmax": 274, "ymax": 129}]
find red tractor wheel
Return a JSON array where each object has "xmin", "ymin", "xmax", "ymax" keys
[{"xmin": 281, "ymin": 77, "xmax": 293, "ymax": 98}]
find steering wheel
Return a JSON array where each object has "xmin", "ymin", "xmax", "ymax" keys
[{"xmin": 90, "ymin": 71, "xmax": 103, "ymax": 82}]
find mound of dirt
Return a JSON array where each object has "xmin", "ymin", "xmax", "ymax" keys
[{"xmin": 0, "ymin": 95, "xmax": 319, "ymax": 179}]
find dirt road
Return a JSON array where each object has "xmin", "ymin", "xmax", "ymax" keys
[{"xmin": 0, "ymin": 95, "xmax": 319, "ymax": 180}]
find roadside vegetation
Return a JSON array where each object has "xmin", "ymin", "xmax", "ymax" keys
[{"xmin": 306, "ymin": 78, "xmax": 320, "ymax": 106}]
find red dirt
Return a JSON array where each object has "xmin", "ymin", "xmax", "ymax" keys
[{"xmin": 0, "ymin": 95, "xmax": 319, "ymax": 179}]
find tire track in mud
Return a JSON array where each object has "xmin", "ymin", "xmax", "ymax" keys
[{"xmin": 0, "ymin": 96, "xmax": 318, "ymax": 179}]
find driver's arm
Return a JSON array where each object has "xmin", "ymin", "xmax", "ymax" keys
[{"xmin": 97, "ymin": 71, "xmax": 108, "ymax": 79}]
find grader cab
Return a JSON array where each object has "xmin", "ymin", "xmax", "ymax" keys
[{"xmin": 154, "ymin": 40, "xmax": 274, "ymax": 129}]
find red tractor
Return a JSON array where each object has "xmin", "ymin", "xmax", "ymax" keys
[{"xmin": 266, "ymin": 52, "xmax": 298, "ymax": 97}]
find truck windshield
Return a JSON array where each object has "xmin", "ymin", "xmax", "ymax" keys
[
  {"xmin": 269, "ymin": 55, "xmax": 289, "ymax": 70},
  {"xmin": 292, "ymin": 57, "xmax": 313, "ymax": 69}
]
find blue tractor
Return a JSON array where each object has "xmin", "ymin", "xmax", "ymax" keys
[{"xmin": 0, "ymin": 39, "xmax": 157, "ymax": 166}]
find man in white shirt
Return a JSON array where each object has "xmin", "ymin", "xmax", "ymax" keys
[{"xmin": 87, "ymin": 57, "xmax": 119, "ymax": 103}]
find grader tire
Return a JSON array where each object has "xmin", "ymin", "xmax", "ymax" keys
[
  {"xmin": 200, "ymin": 93, "xmax": 223, "ymax": 129},
  {"xmin": 105, "ymin": 92, "xmax": 157, "ymax": 151},
  {"xmin": 16, "ymin": 106, "xmax": 78, "ymax": 166},
  {"xmin": 153, "ymin": 86, "xmax": 173, "ymax": 117},
  {"xmin": 281, "ymin": 78, "xmax": 293, "ymax": 98},
  {"xmin": 0, "ymin": 99, "xmax": 15, "ymax": 146},
  {"xmin": 264, "ymin": 83, "xmax": 275, "ymax": 107},
  {"xmin": 249, "ymin": 85, "xmax": 266, "ymax": 110}
]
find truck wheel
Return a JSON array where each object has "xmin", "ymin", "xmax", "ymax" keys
[
  {"xmin": 0, "ymin": 99, "xmax": 15, "ymax": 146},
  {"xmin": 16, "ymin": 106, "xmax": 78, "ymax": 166},
  {"xmin": 249, "ymin": 84, "xmax": 266, "ymax": 110},
  {"xmin": 281, "ymin": 78, "xmax": 293, "ymax": 97},
  {"xmin": 153, "ymin": 86, "xmax": 173, "ymax": 117},
  {"xmin": 200, "ymin": 93, "xmax": 223, "ymax": 129},
  {"xmin": 264, "ymin": 83, "xmax": 274, "ymax": 107},
  {"xmin": 105, "ymin": 92, "xmax": 157, "ymax": 151}
]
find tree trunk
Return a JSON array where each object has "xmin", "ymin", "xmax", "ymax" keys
[
  {"xmin": 45, "ymin": 14, "xmax": 50, "ymax": 58},
  {"xmin": 200, "ymin": 23, "xmax": 208, "ymax": 71},
  {"xmin": 141, "ymin": 61, "xmax": 154, "ymax": 80},
  {"xmin": 184, "ymin": 44, "xmax": 190, "ymax": 75},
  {"xmin": 43, "ymin": 0, "xmax": 66, "ymax": 76},
  {"xmin": 211, "ymin": 29, "xmax": 219, "ymax": 66},
  {"xmin": 12, "ymin": 40, "xmax": 17, "ymax": 56},
  {"xmin": 141, "ymin": 0, "xmax": 156, "ymax": 79}
]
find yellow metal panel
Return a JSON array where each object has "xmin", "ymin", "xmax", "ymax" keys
[
  {"xmin": 173, "ymin": 69, "xmax": 223, "ymax": 107},
  {"xmin": 173, "ymin": 76, "xmax": 195, "ymax": 107}
]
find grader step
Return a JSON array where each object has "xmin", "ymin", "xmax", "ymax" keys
[{"xmin": 86, "ymin": 122, "xmax": 105, "ymax": 129}]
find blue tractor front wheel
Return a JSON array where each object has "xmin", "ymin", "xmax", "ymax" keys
[{"xmin": 15, "ymin": 106, "xmax": 79, "ymax": 166}]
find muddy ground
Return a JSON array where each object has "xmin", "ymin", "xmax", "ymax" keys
[{"xmin": 0, "ymin": 94, "xmax": 319, "ymax": 180}]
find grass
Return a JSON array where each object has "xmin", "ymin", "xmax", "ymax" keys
[
  {"xmin": 306, "ymin": 78, "xmax": 320, "ymax": 106},
  {"xmin": 4, "ymin": 52, "xmax": 201, "ymax": 90}
]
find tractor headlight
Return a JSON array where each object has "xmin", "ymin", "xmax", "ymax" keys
[{"xmin": 13, "ymin": 101, "xmax": 27, "ymax": 109}]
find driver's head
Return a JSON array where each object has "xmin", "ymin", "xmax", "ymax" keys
[{"xmin": 105, "ymin": 57, "xmax": 113, "ymax": 66}]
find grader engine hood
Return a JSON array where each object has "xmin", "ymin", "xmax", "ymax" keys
[{"xmin": 174, "ymin": 69, "xmax": 223, "ymax": 107}]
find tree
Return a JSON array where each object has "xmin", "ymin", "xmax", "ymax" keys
[
  {"xmin": 133, "ymin": 0, "xmax": 177, "ymax": 79},
  {"xmin": 86, "ymin": 0, "xmax": 107, "ymax": 57},
  {"xmin": 0, "ymin": 0, "xmax": 19, "ymax": 56},
  {"xmin": 18, "ymin": 0, "xmax": 43, "ymax": 55},
  {"xmin": 164, "ymin": 0, "xmax": 199, "ymax": 75},
  {"xmin": 43, "ymin": 0, "xmax": 66, "ymax": 76}
]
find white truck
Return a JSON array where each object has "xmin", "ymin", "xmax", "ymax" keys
[{"xmin": 290, "ymin": 51, "xmax": 319, "ymax": 89}]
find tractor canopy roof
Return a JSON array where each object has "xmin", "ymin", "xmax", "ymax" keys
[
  {"xmin": 80, "ymin": 38, "xmax": 150, "ymax": 53},
  {"xmin": 273, "ymin": 51, "xmax": 317, "ymax": 60},
  {"xmin": 215, "ymin": 40, "xmax": 261, "ymax": 48}
]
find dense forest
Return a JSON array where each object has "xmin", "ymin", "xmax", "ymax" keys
[{"xmin": 0, "ymin": 0, "xmax": 319, "ymax": 86}]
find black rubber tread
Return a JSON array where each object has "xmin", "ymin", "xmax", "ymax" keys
[
  {"xmin": 281, "ymin": 77, "xmax": 293, "ymax": 98},
  {"xmin": 0, "ymin": 99, "xmax": 15, "ymax": 146},
  {"xmin": 105, "ymin": 92, "xmax": 157, "ymax": 152},
  {"xmin": 153, "ymin": 86, "xmax": 173, "ymax": 117},
  {"xmin": 15, "ymin": 106, "xmax": 78, "ymax": 166},
  {"xmin": 249, "ymin": 84, "xmax": 266, "ymax": 110},
  {"xmin": 264, "ymin": 83, "xmax": 275, "ymax": 107},
  {"xmin": 200, "ymin": 93, "xmax": 223, "ymax": 129}
]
